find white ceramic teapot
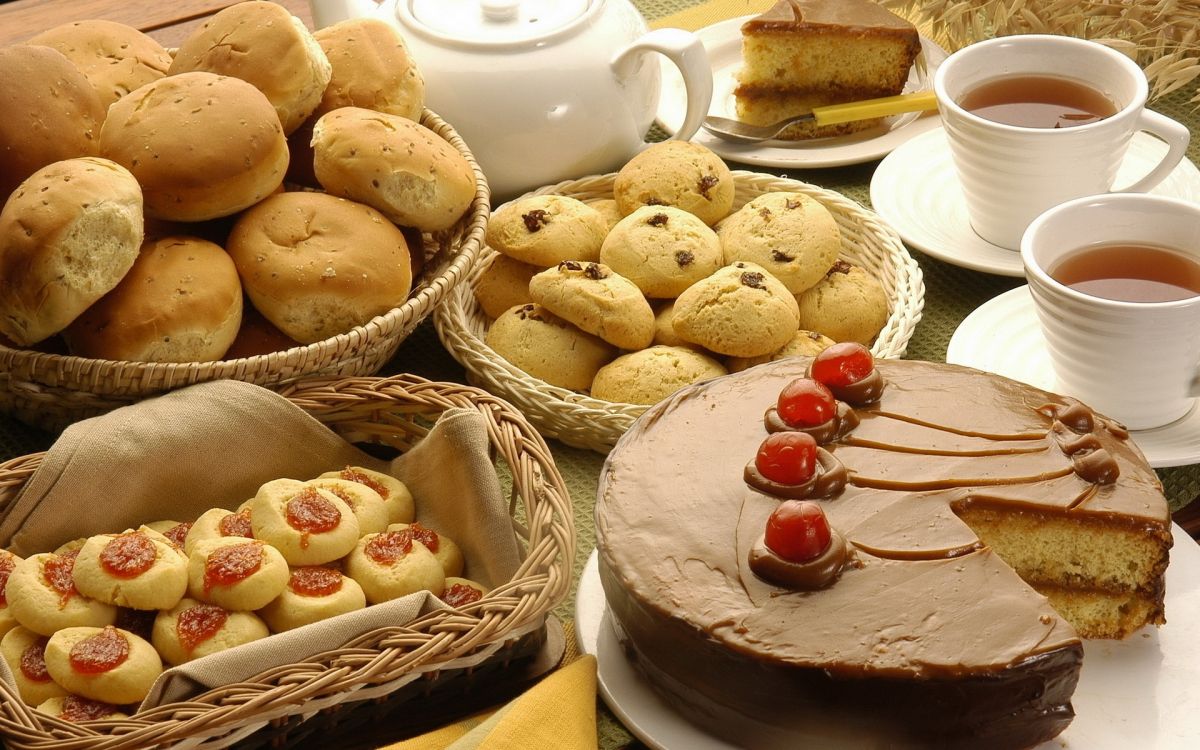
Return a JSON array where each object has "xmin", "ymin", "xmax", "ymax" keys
[{"xmin": 310, "ymin": 0, "xmax": 713, "ymax": 201}]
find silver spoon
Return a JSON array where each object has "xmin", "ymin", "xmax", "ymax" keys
[{"xmin": 702, "ymin": 89, "xmax": 939, "ymax": 144}]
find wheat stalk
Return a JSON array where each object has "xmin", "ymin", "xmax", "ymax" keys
[{"xmin": 879, "ymin": 0, "xmax": 1200, "ymax": 105}]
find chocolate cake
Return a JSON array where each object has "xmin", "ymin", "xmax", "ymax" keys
[{"xmin": 596, "ymin": 356, "xmax": 1171, "ymax": 749}]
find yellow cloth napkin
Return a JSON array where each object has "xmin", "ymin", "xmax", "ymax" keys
[
  {"xmin": 382, "ymin": 655, "xmax": 599, "ymax": 750},
  {"xmin": 650, "ymin": 0, "xmax": 773, "ymax": 31}
]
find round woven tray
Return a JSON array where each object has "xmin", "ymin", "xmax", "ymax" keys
[
  {"xmin": 434, "ymin": 170, "xmax": 925, "ymax": 453},
  {"xmin": 0, "ymin": 109, "xmax": 489, "ymax": 432},
  {"xmin": 0, "ymin": 374, "xmax": 574, "ymax": 750}
]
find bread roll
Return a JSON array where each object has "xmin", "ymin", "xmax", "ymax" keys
[
  {"xmin": 312, "ymin": 107, "xmax": 475, "ymax": 232},
  {"xmin": 28, "ymin": 19, "xmax": 171, "ymax": 110},
  {"xmin": 169, "ymin": 0, "xmax": 331, "ymax": 134},
  {"xmin": 0, "ymin": 157, "xmax": 143, "ymax": 346},
  {"xmin": 0, "ymin": 45, "xmax": 104, "ymax": 200},
  {"xmin": 63, "ymin": 236, "xmax": 243, "ymax": 362},
  {"xmin": 312, "ymin": 18, "xmax": 425, "ymax": 121},
  {"xmin": 101, "ymin": 71, "xmax": 288, "ymax": 221},
  {"xmin": 227, "ymin": 191, "xmax": 414, "ymax": 343}
]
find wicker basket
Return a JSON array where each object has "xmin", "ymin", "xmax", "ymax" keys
[
  {"xmin": 434, "ymin": 171, "xmax": 925, "ymax": 453},
  {"xmin": 0, "ymin": 110, "xmax": 489, "ymax": 432},
  {"xmin": 0, "ymin": 374, "xmax": 574, "ymax": 750}
]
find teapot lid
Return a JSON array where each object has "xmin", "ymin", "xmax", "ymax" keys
[{"xmin": 400, "ymin": 0, "xmax": 597, "ymax": 47}]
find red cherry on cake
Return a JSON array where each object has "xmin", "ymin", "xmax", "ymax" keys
[
  {"xmin": 777, "ymin": 378, "xmax": 836, "ymax": 428},
  {"xmin": 764, "ymin": 500, "xmax": 832, "ymax": 563},
  {"xmin": 755, "ymin": 432, "xmax": 818, "ymax": 486},
  {"xmin": 810, "ymin": 342, "xmax": 875, "ymax": 388}
]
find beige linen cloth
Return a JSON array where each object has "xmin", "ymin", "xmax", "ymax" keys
[{"xmin": 0, "ymin": 380, "xmax": 523, "ymax": 709}]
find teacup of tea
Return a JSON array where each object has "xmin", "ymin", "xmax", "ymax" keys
[
  {"xmin": 935, "ymin": 34, "xmax": 1190, "ymax": 250},
  {"xmin": 1022, "ymin": 193, "xmax": 1200, "ymax": 430}
]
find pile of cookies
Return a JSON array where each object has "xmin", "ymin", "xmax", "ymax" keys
[
  {"xmin": 0, "ymin": 0, "xmax": 475, "ymax": 362},
  {"xmin": 477, "ymin": 140, "xmax": 890, "ymax": 405},
  {"xmin": 0, "ymin": 466, "xmax": 485, "ymax": 721}
]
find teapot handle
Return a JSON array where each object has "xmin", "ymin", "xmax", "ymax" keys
[{"xmin": 612, "ymin": 28, "xmax": 713, "ymax": 143}]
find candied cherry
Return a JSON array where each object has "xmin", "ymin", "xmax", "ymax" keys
[
  {"xmin": 755, "ymin": 432, "xmax": 818, "ymax": 486},
  {"xmin": 764, "ymin": 500, "xmax": 832, "ymax": 563},
  {"xmin": 810, "ymin": 342, "xmax": 875, "ymax": 388},
  {"xmin": 777, "ymin": 378, "xmax": 837, "ymax": 428}
]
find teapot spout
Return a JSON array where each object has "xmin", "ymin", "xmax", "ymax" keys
[{"xmin": 309, "ymin": 0, "xmax": 378, "ymax": 29}]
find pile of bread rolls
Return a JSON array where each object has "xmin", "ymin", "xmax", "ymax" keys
[
  {"xmin": 0, "ymin": 466, "xmax": 487, "ymax": 720},
  {"xmin": 0, "ymin": 1, "xmax": 476, "ymax": 363},
  {"xmin": 476, "ymin": 140, "xmax": 891, "ymax": 406}
]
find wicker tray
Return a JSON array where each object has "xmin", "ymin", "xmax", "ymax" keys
[
  {"xmin": 0, "ymin": 109, "xmax": 489, "ymax": 432},
  {"xmin": 434, "ymin": 171, "xmax": 925, "ymax": 453},
  {"xmin": 0, "ymin": 374, "xmax": 574, "ymax": 750}
]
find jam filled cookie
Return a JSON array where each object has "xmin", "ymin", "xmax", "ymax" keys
[
  {"xmin": 485, "ymin": 303, "xmax": 616, "ymax": 391},
  {"xmin": 186, "ymin": 538, "xmax": 289, "ymax": 612},
  {"xmin": 307, "ymin": 477, "xmax": 390, "ymax": 535},
  {"xmin": 591, "ymin": 346, "xmax": 727, "ymax": 405},
  {"xmin": 440, "ymin": 577, "xmax": 488, "ymax": 609},
  {"xmin": 249, "ymin": 479, "xmax": 361, "ymax": 566},
  {"xmin": 0, "ymin": 549, "xmax": 24, "ymax": 639},
  {"xmin": 72, "ymin": 529, "xmax": 188, "ymax": 610},
  {"xmin": 613, "ymin": 140, "xmax": 734, "ymax": 226},
  {"xmin": 345, "ymin": 529, "xmax": 444, "ymax": 605},
  {"xmin": 529, "ymin": 261, "xmax": 655, "ymax": 350},
  {"xmin": 36, "ymin": 695, "xmax": 127, "ymax": 722},
  {"xmin": 183, "ymin": 508, "xmax": 255, "ymax": 554},
  {"xmin": 44, "ymin": 625, "xmax": 162, "ymax": 705},
  {"xmin": 317, "ymin": 466, "xmax": 415, "ymax": 525},
  {"xmin": 671, "ymin": 262, "xmax": 800, "ymax": 358},
  {"xmin": 387, "ymin": 523, "xmax": 463, "ymax": 579},
  {"xmin": 1, "ymin": 626, "xmax": 69, "ymax": 706},
  {"xmin": 600, "ymin": 206, "xmax": 723, "ymax": 299},
  {"xmin": 485, "ymin": 194, "xmax": 607, "ymax": 267},
  {"xmin": 258, "ymin": 567, "xmax": 366, "ymax": 632},
  {"xmin": 5, "ymin": 552, "xmax": 118, "ymax": 636},
  {"xmin": 717, "ymin": 192, "xmax": 842, "ymax": 295},
  {"xmin": 151, "ymin": 598, "xmax": 269, "ymax": 665}
]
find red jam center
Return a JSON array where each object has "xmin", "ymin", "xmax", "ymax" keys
[
  {"xmin": 43, "ymin": 550, "xmax": 80, "ymax": 607},
  {"xmin": 408, "ymin": 522, "xmax": 440, "ymax": 553},
  {"xmin": 177, "ymin": 603, "xmax": 228, "ymax": 653},
  {"xmin": 777, "ymin": 378, "xmax": 836, "ymax": 428},
  {"xmin": 99, "ymin": 533, "xmax": 157, "ymax": 579},
  {"xmin": 219, "ymin": 510, "xmax": 253, "ymax": 539},
  {"xmin": 365, "ymin": 529, "xmax": 414, "ymax": 565},
  {"xmin": 288, "ymin": 566, "xmax": 343, "ymax": 597},
  {"xmin": 69, "ymin": 626, "xmax": 130, "ymax": 674},
  {"xmin": 810, "ymin": 342, "xmax": 875, "ymax": 388},
  {"xmin": 285, "ymin": 489, "xmax": 342, "ymax": 548},
  {"xmin": 339, "ymin": 467, "xmax": 389, "ymax": 499},
  {"xmin": 764, "ymin": 500, "xmax": 833, "ymax": 563},
  {"xmin": 755, "ymin": 432, "xmax": 818, "ymax": 486},
  {"xmin": 203, "ymin": 542, "xmax": 264, "ymax": 593},
  {"xmin": 19, "ymin": 639, "xmax": 51, "ymax": 682},
  {"xmin": 442, "ymin": 583, "xmax": 482, "ymax": 608},
  {"xmin": 59, "ymin": 695, "xmax": 118, "ymax": 722},
  {"xmin": 0, "ymin": 554, "xmax": 15, "ymax": 606},
  {"xmin": 163, "ymin": 521, "xmax": 193, "ymax": 549}
]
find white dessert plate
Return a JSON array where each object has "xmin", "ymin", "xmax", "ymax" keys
[
  {"xmin": 947, "ymin": 285, "xmax": 1200, "ymax": 467},
  {"xmin": 578, "ymin": 531, "xmax": 1200, "ymax": 750},
  {"xmin": 655, "ymin": 16, "xmax": 947, "ymax": 168},
  {"xmin": 871, "ymin": 127, "xmax": 1200, "ymax": 277}
]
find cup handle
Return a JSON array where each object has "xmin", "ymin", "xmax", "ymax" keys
[
  {"xmin": 611, "ymin": 28, "xmax": 713, "ymax": 142},
  {"xmin": 1116, "ymin": 110, "xmax": 1191, "ymax": 194}
]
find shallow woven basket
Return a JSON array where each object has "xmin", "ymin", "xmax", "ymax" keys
[
  {"xmin": 434, "ymin": 171, "xmax": 925, "ymax": 454},
  {"xmin": 0, "ymin": 374, "xmax": 574, "ymax": 750},
  {"xmin": 0, "ymin": 109, "xmax": 489, "ymax": 432}
]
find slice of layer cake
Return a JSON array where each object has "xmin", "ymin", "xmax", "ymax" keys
[{"xmin": 734, "ymin": 0, "xmax": 922, "ymax": 139}]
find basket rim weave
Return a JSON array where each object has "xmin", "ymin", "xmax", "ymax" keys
[
  {"xmin": 0, "ymin": 108, "xmax": 490, "ymax": 427},
  {"xmin": 0, "ymin": 374, "xmax": 575, "ymax": 750},
  {"xmin": 434, "ymin": 170, "xmax": 925, "ymax": 454}
]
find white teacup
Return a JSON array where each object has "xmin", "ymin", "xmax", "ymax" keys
[
  {"xmin": 935, "ymin": 35, "xmax": 1190, "ymax": 250},
  {"xmin": 1022, "ymin": 193, "xmax": 1200, "ymax": 430}
]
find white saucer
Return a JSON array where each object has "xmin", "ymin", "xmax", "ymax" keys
[
  {"xmin": 947, "ymin": 285, "xmax": 1200, "ymax": 467},
  {"xmin": 655, "ymin": 16, "xmax": 947, "ymax": 169},
  {"xmin": 871, "ymin": 128, "xmax": 1200, "ymax": 276},
  {"xmin": 578, "ymin": 531, "xmax": 1200, "ymax": 750}
]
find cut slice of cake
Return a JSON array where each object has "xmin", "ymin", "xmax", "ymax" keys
[{"xmin": 734, "ymin": 0, "xmax": 922, "ymax": 140}]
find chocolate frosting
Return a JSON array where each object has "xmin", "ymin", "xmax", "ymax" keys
[{"xmin": 597, "ymin": 358, "xmax": 1169, "ymax": 748}]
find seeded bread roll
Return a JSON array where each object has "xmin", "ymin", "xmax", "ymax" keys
[
  {"xmin": 28, "ymin": 20, "xmax": 171, "ymax": 110},
  {"xmin": 0, "ymin": 45, "xmax": 104, "ymax": 200},
  {"xmin": 227, "ymin": 191, "xmax": 414, "ymax": 344},
  {"xmin": 312, "ymin": 107, "xmax": 475, "ymax": 232},
  {"xmin": 62, "ymin": 236, "xmax": 242, "ymax": 362},
  {"xmin": 101, "ymin": 71, "xmax": 288, "ymax": 221},
  {"xmin": 312, "ymin": 18, "xmax": 425, "ymax": 121},
  {"xmin": 169, "ymin": 0, "xmax": 331, "ymax": 134},
  {"xmin": 0, "ymin": 157, "xmax": 143, "ymax": 346}
]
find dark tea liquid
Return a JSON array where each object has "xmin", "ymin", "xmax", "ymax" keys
[
  {"xmin": 959, "ymin": 75, "xmax": 1118, "ymax": 128},
  {"xmin": 1049, "ymin": 243, "xmax": 1200, "ymax": 302}
]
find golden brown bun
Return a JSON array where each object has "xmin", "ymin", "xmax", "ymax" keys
[
  {"xmin": 312, "ymin": 18, "xmax": 425, "ymax": 121},
  {"xmin": 0, "ymin": 45, "xmax": 104, "ymax": 200},
  {"xmin": 222, "ymin": 303, "xmax": 302, "ymax": 360},
  {"xmin": 285, "ymin": 119, "xmax": 321, "ymax": 189},
  {"xmin": 28, "ymin": 19, "xmax": 171, "ymax": 111},
  {"xmin": 312, "ymin": 107, "xmax": 475, "ymax": 232},
  {"xmin": 100, "ymin": 71, "xmax": 288, "ymax": 222},
  {"xmin": 63, "ymin": 236, "xmax": 243, "ymax": 362},
  {"xmin": 169, "ymin": 0, "xmax": 331, "ymax": 134},
  {"xmin": 226, "ymin": 191, "xmax": 414, "ymax": 343},
  {"xmin": 0, "ymin": 157, "xmax": 143, "ymax": 346}
]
